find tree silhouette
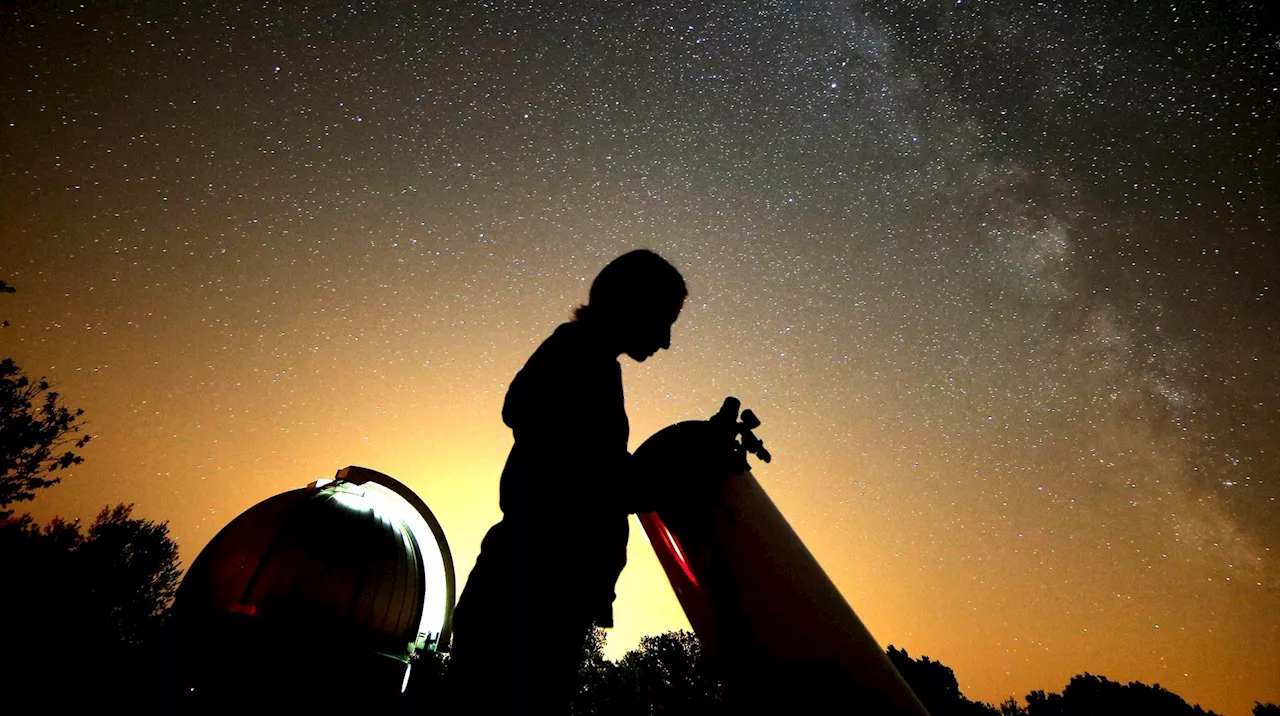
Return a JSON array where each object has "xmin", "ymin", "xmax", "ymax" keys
[
  {"xmin": 0, "ymin": 357, "xmax": 91, "ymax": 517},
  {"xmin": 571, "ymin": 626, "xmax": 629, "ymax": 715},
  {"xmin": 0, "ymin": 278, "xmax": 13, "ymax": 328},
  {"xmin": 1025, "ymin": 673, "xmax": 1222, "ymax": 716},
  {"xmin": 561, "ymin": 635, "xmax": 1263, "ymax": 716},
  {"xmin": 1, "ymin": 504, "xmax": 182, "ymax": 710},
  {"xmin": 1, "ymin": 281, "xmax": 90, "ymax": 516},
  {"xmin": 561, "ymin": 628, "xmax": 722, "ymax": 715},
  {"xmin": 887, "ymin": 645, "xmax": 998, "ymax": 716},
  {"xmin": 74, "ymin": 504, "xmax": 183, "ymax": 644},
  {"xmin": 615, "ymin": 629, "xmax": 722, "ymax": 715}
]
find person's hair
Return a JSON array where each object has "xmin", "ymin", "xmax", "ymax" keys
[{"xmin": 573, "ymin": 249, "xmax": 687, "ymax": 323}]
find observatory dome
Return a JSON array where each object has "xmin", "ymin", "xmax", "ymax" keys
[{"xmin": 174, "ymin": 467, "xmax": 454, "ymax": 709}]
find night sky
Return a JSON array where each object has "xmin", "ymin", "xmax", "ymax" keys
[{"xmin": 2, "ymin": 1, "xmax": 1277, "ymax": 712}]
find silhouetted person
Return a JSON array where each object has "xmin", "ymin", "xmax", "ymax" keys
[{"xmin": 448, "ymin": 249, "xmax": 686, "ymax": 713}]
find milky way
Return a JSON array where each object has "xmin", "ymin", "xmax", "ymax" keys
[{"xmin": 2, "ymin": 2, "xmax": 1276, "ymax": 712}]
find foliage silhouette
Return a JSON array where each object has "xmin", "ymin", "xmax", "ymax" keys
[
  {"xmin": 0, "ymin": 358, "xmax": 91, "ymax": 517},
  {"xmin": 562, "ymin": 628, "xmax": 722, "ymax": 716},
  {"xmin": 1024, "ymin": 673, "xmax": 1222, "ymax": 716},
  {"xmin": 573, "ymin": 626, "xmax": 624, "ymax": 714},
  {"xmin": 622, "ymin": 629, "xmax": 722, "ymax": 714},
  {"xmin": 554, "ymin": 633, "xmax": 1250, "ymax": 716},
  {"xmin": 0, "ymin": 278, "xmax": 12, "ymax": 329},
  {"xmin": 0, "ymin": 504, "xmax": 182, "ymax": 711},
  {"xmin": 1, "ymin": 281, "xmax": 91, "ymax": 516},
  {"xmin": 1256, "ymin": 703, "xmax": 1280, "ymax": 716},
  {"xmin": 887, "ymin": 645, "xmax": 999, "ymax": 716}
]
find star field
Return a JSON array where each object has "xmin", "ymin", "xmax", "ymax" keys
[{"xmin": 2, "ymin": 2, "xmax": 1277, "ymax": 713}]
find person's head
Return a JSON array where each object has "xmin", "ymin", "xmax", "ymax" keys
[{"xmin": 575, "ymin": 249, "xmax": 687, "ymax": 361}]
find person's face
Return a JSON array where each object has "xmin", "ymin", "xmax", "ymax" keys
[{"xmin": 623, "ymin": 297, "xmax": 684, "ymax": 362}]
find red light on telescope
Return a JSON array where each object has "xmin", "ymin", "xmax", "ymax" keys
[{"xmin": 647, "ymin": 515, "xmax": 698, "ymax": 588}]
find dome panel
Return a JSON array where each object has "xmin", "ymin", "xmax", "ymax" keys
[
  {"xmin": 175, "ymin": 467, "xmax": 456, "ymax": 711},
  {"xmin": 177, "ymin": 481, "xmax": 431, "ymax": 655}
]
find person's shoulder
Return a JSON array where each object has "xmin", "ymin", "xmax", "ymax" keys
[
  {"xmin": 549, "ymin": 320, "xmax": 581, "ymax": 341},
  {"xmin": 521, "ymin": 322, "xmax": 582, "ymax": 370},
  {"xmin": 530, "ymin": 321, "xmax": 616, "ymax": 373},
  {"xmin": 541, "ymin": 321, "xmax": 588, "ymax": 354}
]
